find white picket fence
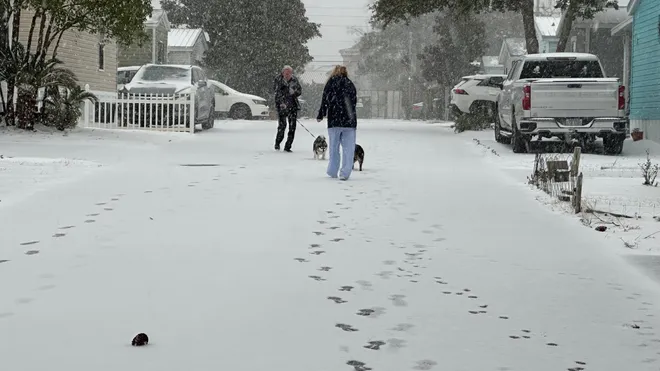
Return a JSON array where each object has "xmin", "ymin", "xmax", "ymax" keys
[{"xmin": 78, "ymin": 84, "xmax": 197, "ymax": 133}]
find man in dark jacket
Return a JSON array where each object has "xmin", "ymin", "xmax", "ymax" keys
[
  {"xmin": 273, "ymin": 65, "xmax": 302, "ymax": 152},
  {"xmin": 316, "ymin": 66, "xmax": 358, "ymax": 180}
]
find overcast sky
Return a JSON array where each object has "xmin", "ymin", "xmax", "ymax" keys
[{"xmin": 302, "ymin": 0, "xmax": 372, "ymax": 69}]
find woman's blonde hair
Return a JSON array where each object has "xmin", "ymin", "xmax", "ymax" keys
[{"xmin": 329, "ymin": 65, "xmax": 348, "ymax": 79}]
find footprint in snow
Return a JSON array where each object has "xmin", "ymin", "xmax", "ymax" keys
[
  {"xmin": 363, "ymin": 340, "xmax": 386, "ymax": 350},
  {"xmin": 313, "ymin": 231, "xmax": 324, "ymax": 236},
  {"xmin": 336, "ymin": 323, "xmax": 358, "ymax": 332},
  {"xmin": 346, "ymin": 360, "xmax": 371, "ymax": 371},
  {"xmin": 310, "ymin": 250, "xmax": 325, "ymax": 255},
  {"xmin": 387, "ymin": 338, "xmax": 407, "ymax": 349},
  {"xmin": 25, "ymin": 250, "xmax": 40, "ymax": 255},
  {"xmin": 20, "ymin": 241, "xmax": 39, "ymax": 246},
  {"xmin": 339, "ymin": 286, "xmax": 354, "ymax": 291},
  {"xmin": 52, "ymin": 233, "xmax": 66, "ymax": 238},
  {"xmin": 392, "ymin": 323, "xmax": 415, "ymax": 332},
  {"xmin": 328, "ymin": 296, "xmax": 347, "ymax": 304},
  {"xmin": 319, "ymin": 266, "xmax": 332, "ymax": 271},
  {"xmin": 309, "ymin": 275, "xmax": 326, "ymax": 281},
  {"xmin": 331, "ymin": 238, "xmax": 344, "ymax": 242},
  {"xmin": 294, "ymin": 258, "xmax": 308, "ymax": 263},
  {"xmin": 413, "ymin": 360, "xmax": 438, "ymax": 370},
  {"xmin": 59, "ymin": 225, "xmax": 75, "ymax": 230},
  {"xmin": 389, "ymin": 294, "xmax": 407, "ymax": 307}
]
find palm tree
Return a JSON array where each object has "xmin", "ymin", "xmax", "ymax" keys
[{"xmin": 42, "ymin": 85, "xmax": 98, "ymax": 130}]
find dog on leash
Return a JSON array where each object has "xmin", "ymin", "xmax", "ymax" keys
[
  {"xmin": 313, "ymin": 135, "xmax": 328, "ymax": 160},
  {"xmin": 353, "ymin": 144, "xmax": 364, "ymax": 171}
]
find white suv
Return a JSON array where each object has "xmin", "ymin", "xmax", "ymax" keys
[{"xmin": 449, "ymin": 74, "xmax": 506, "ymax": 122}]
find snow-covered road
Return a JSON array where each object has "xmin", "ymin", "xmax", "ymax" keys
[{"xmin": 1, "ymin": 120, "xmax": 660, "ymax": 371}]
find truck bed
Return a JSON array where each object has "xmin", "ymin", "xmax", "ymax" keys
[{"xmin": 528, "ymin": 78, "xmax": 621, "ymax": 120}]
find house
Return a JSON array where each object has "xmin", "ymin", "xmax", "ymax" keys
[
  {"xmin": 480, "ymin": 56, "xmax": 505, "ymax": 74},
  {"xmin": 118, "ymin": 9, "xmax": 170, "ymax": 67},
  {"xmin": 612, "ymin": 0, "xmax": 660, "ymax": 143},
  {"xmin": 16, "ymin": 10, "xmax": 117, "ymax": 93},
  {"xmin": 556, "ymin": 6, "xmax": 628, "ymax": 80},
  {"xmin": 168, "ymin": 28, "xmax": 209, "ymax": 65},
  {"xmin": 535, "ymin": 16, "xmax": 560, "ymax": 53},
  {"xmin": 498, "ymin": 38, "xmax": 527, "ymax": 74}
]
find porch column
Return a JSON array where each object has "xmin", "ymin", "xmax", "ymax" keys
[
  {"xmin": 623, "ymin": 33, "xmax": 630, "ymax": 93},
  {"xmin": 151, "ymin": 28, "xmax": 156, "ymax": 63}
]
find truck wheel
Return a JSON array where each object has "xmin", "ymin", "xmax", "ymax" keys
[
  {"xmin": 603, "ymin": 134, "xmax": 625, "ymax": 155},
  {"xmin": 510, "ymin": 115, "xmax": 529, "ymax": 153},
  {"xmin": 493, "ymin": 107, "xmax": 510, "ymax": 144}
]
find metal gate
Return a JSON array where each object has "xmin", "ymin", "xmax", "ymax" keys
[{"xmin": 357, "ymin": 90, "xmax": 403, "ymax": 119}]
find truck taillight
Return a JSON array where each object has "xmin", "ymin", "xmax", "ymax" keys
[
  {"xmin": 453, "ymin": 88, "xmax": 468, "ymax": 95},
  {"xmin": 522, "ymin": 85, "xmax": 531, "ymax": 111},
  {"xmin": 618, "ymin": 85, "xmax": 625, "ymax": 110}
]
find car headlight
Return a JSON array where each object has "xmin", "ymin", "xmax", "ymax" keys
[{"xmin": 253, "ymin": 99, "xmax": 266, "ymax": 105}]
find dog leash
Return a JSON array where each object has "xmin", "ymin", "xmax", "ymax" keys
[{"xmin": 297, "ymin": 119, "xmax": 317, "ymax": 138}]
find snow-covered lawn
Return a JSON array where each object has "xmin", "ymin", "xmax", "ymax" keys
[
  {"xmin": 2, "ymin": 119, "xmax": 660, "ymax": 370},
  {"xmin": 465, "ymin": 128, "xmax": 660, "ymax": 256}
]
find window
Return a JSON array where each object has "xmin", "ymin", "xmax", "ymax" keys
[
  {"xmin": 98, "ymin": 33, "xmax": 106, "ymax": 71},
  {"xmin": 570, "ymin": 36, "xmax": 577, "ymax": 52},
  {"xmin": 138, "ymin": 66, "xmax": 191, "ymax": 81},
  {"xmin": 506, "ymin": 61, "xmax": 519, "ymax": 80},
  {"xmin": 519, "ymin": 60, "xmax": 604, "ymax": 79},
  {"xmin": 478, "ymin": 76, "xmax": 504, "ymax": 88},
  {"xmin": 157, "ymin": 41, "xmax": 165, "ymax": 64}
]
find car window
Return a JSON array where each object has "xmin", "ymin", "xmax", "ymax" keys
[
  {"xmin": 478, "ymin": 76, "xmax": 504, "ymax": 87},
  {"xmin": 137, "ymin": 66, "xmax": 191, "ymax": 82},
  {"xmin": 519, "ymin": 60, "xmax": 604, "ymax": 79},
  {"xmin": 197, "ymin": 68, "xmax": 207, "ymax": 81},
  {"xmin": 506, "ymin": 61, "xmax": 518, "ymax": 80}
]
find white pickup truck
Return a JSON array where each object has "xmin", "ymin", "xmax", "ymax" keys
[{"xmin": 494, "ymin": 53, "xmax": 628, "ymax": 154}]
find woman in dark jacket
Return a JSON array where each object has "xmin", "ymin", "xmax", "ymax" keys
[{"xmin": 316, "ymin": 65, "xmax": 358, "ymax": 180}]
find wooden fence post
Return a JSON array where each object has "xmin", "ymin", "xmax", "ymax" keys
[
  {"xmin": 573, "ymin": 172, "xmax": 583, "ymax": 213},
  {"xmin": 571, "ymin": 146, "xmax": 581, "ymax": 177}
]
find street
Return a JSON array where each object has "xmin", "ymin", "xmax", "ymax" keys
[{"xmin": 1, "ymin": 120, "xmax": 660, "ymax": 371}]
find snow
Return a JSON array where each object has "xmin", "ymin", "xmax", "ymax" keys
[
  {"xmin": 2, "ymin": 120, "xmax": 660, "ymax": 370},
  {"xmin": 168, "ymin": 28, "xmax": 203, "ymax": 49},
  {"xmin": 505, "ymin": 38, "xmax": 527, "ymax": 57},
  {"xmin": 466, "ymin": 128, "xmax": 660, "ymax": 256},
  {"xmin": 535, "ymin": 16, "xmax": 561, "ymax": 37}
]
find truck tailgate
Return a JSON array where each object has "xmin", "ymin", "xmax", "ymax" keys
[{"xmin": 529, "ymin": 78, "xmax": 621, "ymax": 118}]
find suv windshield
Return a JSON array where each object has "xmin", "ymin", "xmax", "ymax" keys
[
  {"xmin": 138, "ymin": 66, "xmax": 191, "ymax": 82},
  {"xmin": 520, "ymin": 60, "xmax": 604, "ymax": 79}
]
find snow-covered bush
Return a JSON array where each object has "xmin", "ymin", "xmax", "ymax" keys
[{"xmin": 639, "ymin": 150, "xmax": 659, "ymax": 186}]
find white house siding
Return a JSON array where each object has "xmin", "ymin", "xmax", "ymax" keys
[
  {"xmin": 168, "ymin": 51, "xmax": 191, "ymax": 65},
  {"xmin": 18, "ymin": 10, "xmax": 117, "ymax": 92}
]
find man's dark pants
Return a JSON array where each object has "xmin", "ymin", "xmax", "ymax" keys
[{"xmin": 275, "ymin": 109, "xmax": 297, "ymax": 150}]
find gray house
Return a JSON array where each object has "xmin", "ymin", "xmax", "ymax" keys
[
  {"xmin": 168, "ymin": 28, "xmax": 209, "ymax": 65},
  {"xmin": 498, "ymin": 38, "xmax": 527, "ymax": 74},
  {"xmin": 118, "ymin": 9, "xmax": 171, "ymax": 67},
  {"xmin": 535, "ymin": 16, "xmax": 560, "ymax": 53},
  {"xmin": 556, "ymin": 6, "xmax": 628, "ymax": 79}
]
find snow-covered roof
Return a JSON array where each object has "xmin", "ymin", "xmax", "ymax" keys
[
  {"xmin": 481, "ymin": 56, "xmax": 500, "ymax": 67},
  {"xmin": 535, "ymin": 16, "xmax": 560, "ymax": 37},
  {"xmin": 523, "ymin": 52, "xmax": 600, "ymax": 61},
  {"xmin": 145, "ymin": 9, "xmax": 169, "ymax": 29},
  {"xmin": 168, "ymin": 28, "xmax": 204, "ymax": 48},
  {"xmin": 505, "ymin": 38, "xmax": 527, "ymax": 56}
]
